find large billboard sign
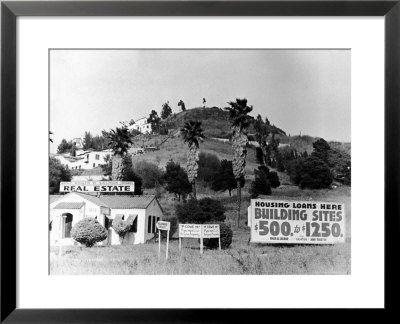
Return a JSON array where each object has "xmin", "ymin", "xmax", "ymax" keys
[
  {"xmin": 60, "ymin": 181, "xmax": 135, "ymax": 193},
  {"xmin": 249, "ymin": 199, "xmax": 345, "ymax": 244}
]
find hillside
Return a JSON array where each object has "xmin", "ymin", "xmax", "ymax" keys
[
  {"xmin": 160, "ymin": 107, "xmax": 350, "ymax": 155},
  {"xmin": 163, "ymin": 106, "xmax": 255, "ymax": 139}
]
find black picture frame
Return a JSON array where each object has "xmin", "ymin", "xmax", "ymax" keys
[{"xmin": 1, "ymin": 0, "xmax": 399, "ymax": 322}]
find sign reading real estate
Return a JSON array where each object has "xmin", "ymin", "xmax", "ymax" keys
[
  {"xmin": 179, "ymin": 224, "xmax": 202, "ymax": 238},
  {"xmin": 60, "ymin": 181, "xmax": 135, "ymax": 193},
  {"xmin": 156, "ymin": 221, "xmax": 170, "ymax": 231},
  {"xmin": 249, "ymin": 199, "xmax": 345, "ymax": 244},
  {"xmin": 202, "ymin": 224, "xmax": 220, "ymax": 238}
]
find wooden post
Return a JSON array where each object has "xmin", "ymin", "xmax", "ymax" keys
[
  {"xmin": 59, "ymin": 215, "xmax": 65, "ymax": 256},
  {"xmin": 200, "ymin": 236, "xmax": 203, "ymax": 255},
  {"xmin": 158, "ymin": 230, "xmax": 161, "ymax": 259},
  {"xmin": 166, "ymin": 230, "xmax": 170, "ymax": 259},
  {"xmin": 179, "ymin": 237, "xmax": 182, "ymax": 251},
  {"xmin": 218, "ymin": 237, "xmax": 221, "ymax": 251}
]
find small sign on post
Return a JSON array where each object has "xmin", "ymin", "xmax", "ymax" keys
[
  {"xmin": 156, "ymin": 221, "xmax": 170, "ymax": 259},
  {"xmin": 202, "ymin": 224, "xmax": 221, "ymax": 250}
]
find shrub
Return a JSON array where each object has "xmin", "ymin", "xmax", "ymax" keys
[
  {"xmin": 133, "ymin": 160, "xmax": 164, "ymax": 189},
  {"xmin": 176, "ymin": 197, "xmax": 226, "ymax": 224},
  {"xmin": 268, "ymin": 171, "xmax": 280, "ymax": 189},
  {"xmin": 164, "ymin": 160, "xmax": 192, "ymax": 201},
  {"xmin": 288, "ymin": 156, "xmax": 333, "ymax": 189},
  {"xmin": 249, "ymin": 165, "xmax": 280, "ymax": 198},
  {"xmin": 203, "ymin": 222, "xmax": 233, "ymax": 249},
  {"xmin": 197, "ymin": 152, "xmax": 220, "ymax": 185},
  {"xmin": 112, "ymin": 218, "xmax": 132, "ymax": 243},
  {"xmin": 71, "ymin": 217, "xmax": 107, "ymax": 247}
]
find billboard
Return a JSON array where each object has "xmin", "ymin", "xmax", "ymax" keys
[
  {"xmin": 59, "ymin": 181, "xmax": 135, "ymax": 193},
  {"xmin": 249, "ymin": 199, "xmax": 345, "ymax": 244}
]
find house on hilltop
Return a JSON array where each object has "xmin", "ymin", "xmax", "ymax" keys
[{"xmin": 49, "ymin": 193, "xmax": 163, "ymax": 246}]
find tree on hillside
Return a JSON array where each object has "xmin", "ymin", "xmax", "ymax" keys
[
  {"xmin": 102, "ymin": 126, "xmax": 133, "ymax": 181},
  {"xmin": 92, "ymin": 135, "xmax": 108, "ymax": 151},
  {"xmin": 253, "ymin": 114, "xmax": 285, "ymax": 166},
  {"xmin": 211, "ymin": 159, "xmax": 244, "ymax": 196},
  {"xmin": 161, "ymin": 101, "xmax": 172, "ymax": 119},
  {"xmin": 164, "ymin": 160, "xmax": 192, "ymax": 201},
  {"xmin": 311, "ymin": 138, "xmax": 331, "ymax": 163},
  {"xmin": 57, "ymin": 139, "xmax": 73, "ymax": 154},
  {"xmin": 197, "ymin": 152, "xmax": 220, "ymax": 185},
  {"xmin": 180, "ymin": 120, "xmax": 205, "ymax": 199},
  {"xmin": 249, "ymin": 165, "xmax": 280, "ymax": 198},
  {"xmin": 147, "ymin": 110, "xmax": 161, "ymax": 133},
  {"xmin": 133, "ymin": 160, "xmax": 164, "ymax": 189},
  {"xmin": 49, "ymin": 156, "xmax": 71, "ymax": 194},
  {"xmin": 83, "ymin": 131, "xmax": 93, "ymax": 150},
  {"xmin": 178, "ymin": 99, "xmax": 186, "ymax": 111},
  {"xmin": 225, "ymin": 98, "xmax": 253, "ymax": 229}
]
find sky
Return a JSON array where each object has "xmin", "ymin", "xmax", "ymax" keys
[{"xmin": 50, "ymin": 49, "xmax": 350, "ymax": 153}]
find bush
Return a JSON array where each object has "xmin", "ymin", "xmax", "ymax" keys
[
  {"xmin": 268, "ymin": 171, "xmax": 280, "ymax": 188},
  {"xmin": 112, "ymin": 219, "xmax": 131, "ymax": 243},
  {"xmin": 203, "ymin": 222, "xmax": 233, "ymax": 249},
  {"xmin": 197, "ymin": 152, "xmax": 220, "ymax": 185},
  {"xmin": 176, "ymin": 197, "xmax": 226, "ymax": 224},
  {"xmin": 249, "ymin": 165, "xmax": 280, "ymax": 198},
  {"xmin": 71, "ymin": 217, "xmax": 107, "ymax": 247},
  {"xmin": 288, "ymin": 156, "xmax": 333, "ymax": 189},
  {"xmin": 133, "ymin": 160, "xmax": 164, "ymax": 189}
]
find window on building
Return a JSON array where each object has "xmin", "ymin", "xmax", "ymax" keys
[
  {"xmin": 93, "ymin": 163, "xmax": 96, "ymax": 167},
  {"xmin": 128, "ymin": 216, "xmax": 137, "ymax": 233},
  {"xmin": 95, "ymin": 154, "xmax": 100, "ymax": 160},
  {"xmin": 148, "ymin": 216, "xmax": 152, "ymax": 233},
  {"xmin": 152, "ymin": 216, "xmax": 156, "ymax": 233}
]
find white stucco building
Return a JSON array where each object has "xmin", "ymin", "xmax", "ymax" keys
[
  {"xmin": 128, "ymin": 117, "xmax": 152, "ymax": 134},
  {"xmin": 49, "ymin": 192, "xmax": 163, "ymax": 246},
  {"xmin": 52, "ymin": 149, "xmax": 112, "ymax": 170}
]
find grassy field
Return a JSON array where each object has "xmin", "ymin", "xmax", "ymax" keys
[{"xmin": 50, "ymin": 186, "xmax": 351, "ymax": 275}]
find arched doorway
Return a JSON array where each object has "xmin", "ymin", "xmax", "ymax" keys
[{"xmin": 62, "ymin": 213, "xmax": 73, "ymax": 238}]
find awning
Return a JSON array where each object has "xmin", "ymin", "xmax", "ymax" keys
[{"xmin": 54, "ymin": 202, "xmax": 85, "ymax": 209}]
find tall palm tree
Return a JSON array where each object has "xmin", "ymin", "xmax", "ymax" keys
[
  {"xmin": 181, "ymin": 120, "xmax": 205, "ymax": 199},
  {"xmin": 225, "ymin": 98, "xmax": 253, "ymax": 229},
  {"xmin": 102, "ymin": 126, "xmax": 133, "ymax": 181}
]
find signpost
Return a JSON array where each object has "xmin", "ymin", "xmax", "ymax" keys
[
  {"xmin": 179, "ymin": 224, "xmax": 221, "ymax": 253},
  {"xmin": 156, "ymin": 221, "xmax": 170, "ymax": 259},
  {"xmin": 249, "ymin": 199, "xmax": 346, "ymax": 244},
  {"xmin": 59, "ymin": 181, "xmax": 135, "ymax": 193}
]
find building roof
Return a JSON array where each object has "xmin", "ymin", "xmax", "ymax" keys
[
  {"xmin": 50, "ymin": 195, "xmax": 63, "ymax": 204},
  {"xmin": 98, "ymin": 195, "xmax": 155, "ymax": 209},
  {"xmin": 54, "ymin": 202, "xmax": 85, "ymax": 209},
  {"xmin": 51, "ymin": 192, "xmax": 157, "ymax": 210},
  {"xmin": 73, "ymin": 192, "xmax": 107, "ymax": 207}
]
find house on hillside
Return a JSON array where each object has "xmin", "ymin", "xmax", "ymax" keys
[
  {"xmin": 52, "ymin": 149, "xmax": 112, "ymax": 170},
  {"xmin": 128, "ymin": 117, "xmax": 152, "ymax": 134},
  {"xmin": 49, "ymin": 193, "xmax": 163, "ymax": 246}
]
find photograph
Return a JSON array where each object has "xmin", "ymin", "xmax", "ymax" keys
[{"xmin": 48, "ymin": 49, "xmax": 351, "ymax": 275}]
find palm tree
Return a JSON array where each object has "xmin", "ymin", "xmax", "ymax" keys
[
  {"xmin": 102, "ymin": 126, "xmax": 133, "ymax": 181},
  {"xmin": 225, "ymin": 98, "xmax": 253, "ymax": 229},
  {"xmin": 180, "ymin": 120, "xmax": 205, "ymax": 199}
]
